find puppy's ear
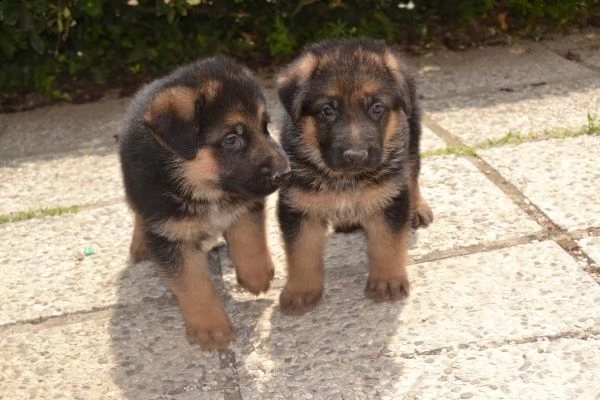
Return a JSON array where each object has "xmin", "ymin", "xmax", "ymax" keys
[
  {"xmin": 276, "ymin": 53, "xmax": 317, "ymax": 121},
  {"xmin": 382, "ymin": 50, "xmax": 415, "ymax": 118},
  {"xmin": 143, "ymin": 86, "xmax": 200, "ymax": 160}
]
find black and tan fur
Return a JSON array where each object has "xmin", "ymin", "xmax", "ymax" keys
[
  {"xmin": 119, "ymin": 56, "xmax": 290, "ymax": 350},
  {"xmin": 276, "ymin": 38, "xmax": 433, "ymax": 315}
]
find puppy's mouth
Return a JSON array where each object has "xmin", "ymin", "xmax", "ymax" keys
[{"xmin": 228, "ymin": 168, "xmax": 292, "ymax": 198}]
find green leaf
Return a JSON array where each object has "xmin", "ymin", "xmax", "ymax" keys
[
  {"xmin": 30, "ymin": 30, "xmax": 45, "ymax": 54},
  {"xmin": 83, "ymin": 0, "xmax": 103, "ymax": 18}
]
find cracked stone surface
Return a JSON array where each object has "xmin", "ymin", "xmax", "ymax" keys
[{"xmin": 479, "ymin": 136, "xmax": 600, "ymax": 231}]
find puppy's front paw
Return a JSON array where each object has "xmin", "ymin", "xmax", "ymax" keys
[
  {"xmin": 184, "ymin": 309, "xmax": 235, "ymax": 351},
  {"xmin": 279, "ymin": 286, "xmax": 323, "ymax": 315},
  {"xmin": 236, "ymin": 257, "xmax": 275, "ymax": 295},
  {"xmin": 365, "ymin": 276, "xmax": 410, "ymax": 302},
  {"xmin": 412, "ymin": 198, "xmax": 433, "ymax": 228}
]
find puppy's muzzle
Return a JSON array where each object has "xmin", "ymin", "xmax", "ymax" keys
[{"xmin": 261, "ymin": 166, "xmax": 292, "ymax": 186}]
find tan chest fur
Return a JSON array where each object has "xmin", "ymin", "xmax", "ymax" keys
[
  {"xmin": 149, "ymin": 203, "xmax": 245, "ymax": 244},
  {"xmin": 283, "ymin": 179, "xmax": 403, "ymax": 225}
]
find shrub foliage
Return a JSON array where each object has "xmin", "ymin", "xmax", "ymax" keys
[{"xmin": 1, "ymin": 0, "xmax": 598, "ymax": 102}]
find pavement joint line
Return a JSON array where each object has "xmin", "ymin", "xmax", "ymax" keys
[
  {"xmin": 218, "ymin": 350, "xmax": 243, "ymax": 400},
  {"xmin": 412, "ymin": 233, "xmax": 548, "ymax": 265},
  {"xmin": 0, "ymin": 199, "xmax": 126, "ymax": 225},
  {"xmin": 423, "ymin": 115, "xmax": 600, "ymax": 285},
  {"xmin": 0, "ymin": 293, "xmax": 175, "ymax": 334},
  {"xmin": 386, "ymin": 329, "xmax": 600, "ymax": 360},
  {"xmin": 215, "ymin": 246, "xmax": 244, "ymax": 400}
]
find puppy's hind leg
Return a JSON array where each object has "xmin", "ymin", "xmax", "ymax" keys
[
  {"xmin": 129, "ymin": 213, "xmax": 152, "ymax": 262},
  {"xmin": 409, "ymin": 176, "xmax": 433, "ymax": 229}
]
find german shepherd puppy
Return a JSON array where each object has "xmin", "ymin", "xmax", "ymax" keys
[
  {"xmin": 119, "ymin": 56, "xmax": 290, "ymax": 350},
  {"xmin": 276, "ymin": 38, "xmax": 433, "ymax": 315}
]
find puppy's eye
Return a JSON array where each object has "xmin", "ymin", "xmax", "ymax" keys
[
  {"xmin": 369, "ymin": 102, "xmax": 385, "ymax": 118},
  {"xmin": 222, "ymin": 133, "xmax": 243, "ymax": 150},
  {"xmin": 319, "ymin": 104, "xmax": 336, "ymax": 121}
]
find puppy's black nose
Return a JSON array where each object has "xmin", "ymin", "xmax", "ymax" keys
[
  {"xmin": 343, "ymin": 149, "xmax": 368, "ymax": 164},
  {"xmin": 261, "ymin": 167, "xmax": 292, "ymax": 186}
]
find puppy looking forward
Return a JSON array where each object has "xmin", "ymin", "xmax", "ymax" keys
[
  {"xmin": 276, "ymin": 38, "xmax": 433, "ymax": 315},
  {"xmin": 119, "ymin": 56, "xmax": 290, "ymax": 349}
]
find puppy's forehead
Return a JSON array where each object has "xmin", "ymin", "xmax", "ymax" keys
[
  {"xmin": 205, "ymin": 78, "xmax": 267, "ymax": 121},
  {"xmin": 309, "ymin": 47, "xmax": 396, "ymax": 97},
  {"xmin": 223, "ymin": 102, "xmax": 266, "ymax": 127}
]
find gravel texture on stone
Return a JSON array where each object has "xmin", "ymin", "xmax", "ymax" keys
[
  {"xmin": 0, "ymin": 97, "xmax": 128, "ymax": 159},
  {"xmin": 0, "ymin": 204, "xmax": 167, "ymax": 325},
  {"xmin": 425, "ymin": 77, "xmax": 600, "ymax": 146},
  {"xmin": 415, "ymin": 43, "xmax": 592, "ymax": 99},
  {"xmin": 479, "ymin": 136, "xmax": 600, "ymax": 231},
  {"xmin": 222, "ymin": 241, "xmax": 600, "ymax": 399},
  {"xmin": 579, "ymin": 236, "xmax": 600, "ymax": 264},
  {"xmin": 420, "ymin": 125, "xmax": 448, "ymax": 152},
  {"xmin": 0, "ymin": 307, "xmax": 225, "ymax": 399},
  {"xmin": 0, "ymin": 148, "xmax": 123, "ymax": 214},
  {"xmin": 411, "ymin": 155, "xmax": 542, "ymax": 257}
]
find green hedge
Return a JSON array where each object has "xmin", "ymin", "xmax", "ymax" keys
[{"xmin": 1, "ymin": 0, "xmax": 598, "ymax": 104}]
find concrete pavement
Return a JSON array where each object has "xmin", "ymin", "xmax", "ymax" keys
[{"xmin": 1, "ymin": 29, "xmax": 599, "ymax": 399}]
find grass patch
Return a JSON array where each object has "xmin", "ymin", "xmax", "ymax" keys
[
  {"xmin": 0, "ymin": 205, "xmax": 81, "ymax": 224},
  {"xmin": 481, "ymin": 112, "xmax": 600, "ymax": 148}
]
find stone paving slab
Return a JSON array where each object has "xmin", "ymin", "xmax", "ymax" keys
[
  {"xmin": 421, "ymin": 125, "xmax": 448, "ymax": 152},
  {"xmin": 0, "ymin": 148, "xmax": 122, "ymax": 215},
  {"xmin": 405, "ymin": 155, "xmax": 542, "ymax": 257},
  {"xmin": 543, "ymin": 29, "xmax": 600, "ymax": 69},
  {"xmin": 222, "ymin": 240, "xmax": 600, "ymax": 398},
  {"xmin": 0, "ymin": 307, "xmax": 225, "ymax": 400},
  {"xmin": 0, "ymin": 97, "xmax": 128, "ymax": 160},
  {"xmin": 234, "ymin": 338, "xmax": 600, "ymax": 400},
  {"xmin": 543, "ymin": 29, "xmax": 600, "ymax": 51},
  {"xmin": 385, "ymin": 338, "xmax": 600, "ymax": 400},
  {"xmin": 0, "ymin": 203, "xmax": 167, "ymax": 325},
  {"xmin": 415, "ymin": 43, "xmax": 593, "ymax": 99},
  {"xmin": 479, "ymin": 135, "xmax": 600, "ymax": 231},
  {"xmin": 579, "ymin": 236, "xmax": 600, "ymax": 264},
  {"xmin": 424, "ymin": 77, "xmax": 600, "ymax": 146}
]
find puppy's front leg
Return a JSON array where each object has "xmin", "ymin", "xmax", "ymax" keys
[
  {"xmin": 224, "ymin": 203, "xmax": 275, "ymax": 295},
  {"xmin": 363, "ymin": 191, "xmax": 411, "ymax": 302},
  {"xmin": 148, "ymin": 233, "xmax": 234, "ymax": 350},
  {"xmin": 278, "ymin": 198, "xmax": 328, "ymax": 315}
]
